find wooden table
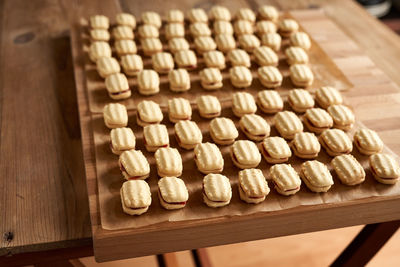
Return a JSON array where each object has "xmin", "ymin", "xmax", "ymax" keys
[{"xmin": 1, "ymin": 0, "xmax": 400, "ymax": 265}]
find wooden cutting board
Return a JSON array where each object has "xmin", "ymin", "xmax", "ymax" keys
[{"xmin": 70, "ymin": 9, "xmax": 400, "ymax": 262}]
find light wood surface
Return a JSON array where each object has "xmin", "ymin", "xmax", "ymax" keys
[
  {"xmin": 71, "ymin": 4, "xmax": 400, "ymax": 263},
  {"xmin": 2, "ymin": 0, "xmax": 400, "ymax": 261}
]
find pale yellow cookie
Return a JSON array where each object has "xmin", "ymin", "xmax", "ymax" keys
[
  {"xmin": 203, "ymin": 50, "xmax": 226, "ymax": 69},
  {"xmin": 120, "ymin": 54, "xmax": 143, "ymax": 76},
  {"xmin": 116, "ymin": 13, "xmax": 136, "ymax": 28},
  {"xmin": 315, "ymin": 86, "xmax": 343, "ymax": 109},
  {"xmin": 196, "ymin": 95, "xmax": 221, "ymax": 119},
  {"xmin": 89, "ymin": 41, "xmax": 111, "ymax": 62},
  {"xmin": 209, "ymin": 6, "xmax": 231, "ymax": 21},
  {"xmin": 158, "ymin": 177, "xmax": 189, "ymax": 209},
  {"xmin": 96, "ymin": 57, "xmax": 120, "ymax": 78},
  {"xmin": 141, "ymin": 38, "xmax": 163, "ymax": 56},
  {"xmin": 152, "ymin": 52, "xmax": 174, "ymax": 73},
  {"xmin": 168, "ymin": 38, "xmax": 190, "ymax": 53},
  {"xmin": 238, "ymin": 168, "xmax": 270, "ymax": 204},
  {"xmin": 165, "ymin": 23, "xmax": 185, "ymax": 40},
  {"xmin": 120, "ymin": 180, "xmax": 151, "ymax": 215},
  {"xmin": 168, "ymin": 69, "xmax": 191, "ymax": 92},
  {"xmin": 289, "ymin": 64, "xmax": 314, "ymax": 87},
  {"xmin": 274, "ymin": 111, "xmax": 303, "ymax": 139},
  {"xmin": 232, "ymin": 92, "xmax": 257, "ymax": 117},
  {"xmin": 236, "ymin": 8, "xmax": 256, "ymax": 23},
  {"xmin": 319, "ymin": 129, "xmax": 353, "ymax": 157},
  {"xmin": 110, "ymin": 127, "xmax": 136, "ymax": 155},
  {"xmin": 105, "ymin": 73, "xmax": 131, "ymax": 100},
  {"xmin": 303, "ymin": 108, "xmax": 333, "ymax": 134},
  {"xmin": 279, "ymin": 18, "xmax": 299, "ymax": 37},
  {"xmin": 238, "ymin": 34, "xmax": 261, "ymax": 53},
  {"xmin": 369, "ymin": 153, "xmax": 400, "ymax": 184},
  {"xmin": 300, "ymin": 160, "xmax": 334, "ymax": 192},
  {"xmin": 168, "ymin": 97, "xmax": 192, "ymax": 123},
  {"xmin": 257, "ymin": 90, "xmax": 283, "ymax": 114},
  {"xmin": 103, "ymin": 103, "xmax": 128, "ymax": 129},
  {"xmin": 194, "ymin": 36, "xmax": 217, "ymax": 54},
  {"xmin": 137, "ymin": 70, "xmax": 160, "ymax": 95},
  {"xmin": 188, "ymin": 8, "xmax": 208, "ymax": 23},
  {"xmin": 194, "ymin": 142, "xmax": 224, "ymax": 174},
  {"xmin": 270, "ymin": 164, "xmax": 301, "ymax": 196},
  {"xmin": 288, "ymin": 89, "xmax": 314, "ymax": 113},
  {"xmin": 199, "ymin": 68, "xmax": 223, "ymax": 90},
  {"xmin": 261, "ymin": 32, "xmax": 281, "ymax": 51},
  {"xmin": 215, "ymin": 34, "xmax": 236, "ymax": 53},
  {"xmin": 227, "ymin": 49, "xmax": 251, "ymax": 67},
  {"xmin": 174, "ymin": 120, "xmax": 203, "ymax": 150},
  {"xmin": 90, "ymin": 29, "xmax": 110, "ymax": 42},
  {"xmin": 166, "ymin": 9, "xmax": 184, "ymax": 23},
  {"xmin": 203, "ymin": 174, "xmax": 232, "ymax": 208},
  {"xmin": 155, "ymin": 147, "xmax": 183, "ymax": 177},
  {"xmin": 327, "ymin": 105, "xmax": 355, "ymax": 131},
  {"xmin": 290, "ymin": 32, "xmax": 311, "ymax": 50},
  {"xmin": 257, "ymin": 66, "xmax": 282, "ymax": 88},
  {"xmin": 254, "ymin": 46, "xmax": 278, "ymax": 66},
  {"xmin": 209, "ymin": 117, "xmax": 238, "ymax": 145},
  {"xmin": 138, "ymin": 24, "xmax": 159, "ymax": 39},
  {"xmin": 174, "ymin": 50, "xmax": 198, "ymax": 70},
  {"xmin": 229, "ymin": 66, "xmax": 253, "ymax": 88},
  {"xmin": 285, "ymin": 46, "xmax": 308, "ymax": 65},
  {"xmin": 190, "ymin": 22, "xmax": 211, "ymax": 37},
  {"xmin": 231, "ymin": 140, "xmax": 261, "ymax": 169},
  {"xmin": 141, "ymin": 11, "xmax": 162, "ymax": 28},
  {"xmin": 115, "ymin": 39, "xmax": 137, "ymax": 56},
  {"xmin": 258, "ymin": 5, "xmax": 279, "ymax": 22},
  {"xmin": 354, "ymin": 128, "xmax": 383, "ymax": 155},
  {"xmin": 290, "ymin": 132, "xmax": 320, "ymax": 159},
  {"xmin": 143, "ymin": 124, "xmax": 170, "ymax": 152},
  {"xmin": 113, "ymin": 26, "xmax": 134, "ymax": 40},
  {"xmin": 90, "ymin": 15, "xmax": 109, "ymax": 29},
  {"xmin": 213, "ymin": 21, "xmax": 234, "ymax": 35},
  {"xmin": 234, "ymin": 20, "xmax": 254, "ymax": 35},
  {"xmin": 119, "ymin": 150, "xmax": 150, "ymax": 180},
  {"xmin": 256, "ymin": 21, "xmax": 277, "ymax": 35},
  {"xmin": 331, "ymin": 154, "xmax": 365, "ymax": 185},
  {"xmin": 261, "ymin": 136, "xmax": 291, "ymax": 164},
  {"xmin": 136, "ymin": 100, "xmax": 163, "ymax": 126},
  {"xmin": 239, "ymin": 114, "xmax": 270, "ymax": 141}
]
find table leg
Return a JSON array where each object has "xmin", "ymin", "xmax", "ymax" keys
[{"xmin": 331, "ymin": 220, "xmax": 400, "ymax": 267}]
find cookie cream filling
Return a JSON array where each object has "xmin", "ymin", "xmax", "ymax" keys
[{"xmin": 111, "ymin": 89, "xmax": 130, "ymax": 95}]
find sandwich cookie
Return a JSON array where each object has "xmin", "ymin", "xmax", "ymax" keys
[
  {"xmin": 137, "ymin": 70, "xmax": 160, "ymax": 95},
  {"xmin": 141, "ymin": 11, "xmax": 162, "ymax": 28},
  {"xmin": 110, "ymin": 127, "xmax": 136, "ymax": 155},
  {"xmin": 89, "ymin": 41, "xmax": 111, "ymax": 62},
  {"xmin": 113, "ymin": 26, "xmax": 134, "ymax": 40},
  {"xmin": 256, "ymin": 21, "xmax": 277, "ymax": 35},
  {"xmin": 202, "ymin": 174, "xmax": 232, "ymax": 208},
  {"xmin": 270, "ymin": 164, "xmax": 301, "ymax": 196},
  {"xmin": 119, "ymin": 150, "xmax": 150, "ymax": 180},
  {"xmin": 136, "ymin": 100, "xmax": 163, "ymax": 127},
  {"xmin": 209, "ymin": 6, "xmax": 231, "ymax": 21},
  {"xmin": 168, "ymin": 69, "xmax": 191, "ymax": 92},
  {"xmin": 285, "ymin": 46, "xmax": 309, "ymax": 65},
  {"xmin": 354, "ymin": 128, "xmax": 383, "ymax": 155},
  {"xmin": 141, "ymin": 38, "xmax": 163, "ymax": 56},
  {"xmin": 174, "ymin": 50, "xmax": 198, "ymax": 70},
  {"xmin": 143, "ymin": 124, "xmax": 170, "ymax": 152},
  {"xmin": 303, "ymin": 108, "xmax": 333, "ymax": 134},
  {"xmin": 315, "ymin": 86, "xmax": 343, "ymax": 109},
  {"xmin": 232, "ymin": 92, "xmax": 257, "ymax": 117},
  {"xmin": 103, "ymin": 103, "xmax": 128, "ymax": 129},
  {"xmin": 196, "ymin": 95, "xmax": 221, "ymax": 119},
  {"xmin": 239, "ymin": 114, "xmax": 270, "ymax": 141},
  {"xmin": 158, "ymin": 177, "xmax": 189, "ymax": 210},
  {"xmin": 369, "ymin": 153, "xmax": 400, "ymax": 185},
  {"xmin": 331, "ymin": 154, "xmax": 365, "ymax": 186},
  {"xmin": 155, "ymin": 147, "xmax": 183, "ymax": 177},
  {"xmin": 289, "ymin": 64, "xmax": 314, "ymax": 87},
  {"xmin": 300, "ymin": 160, "xmax": 334, "ymax": 192},
  {"xmin": 152, "ymin": 52, "xmax": 174, "ymax": 74},
  {"xmin": 138, "ymin": 24, "xmax": 159, "ymax": 39},
  {"xmin": 260, "ymin": 136, "xmax": 291, "ymax": 164},
  {"xmin": 116, "ymin": 13, "xmax": 136, "ymax": 28},
  {"xmin": 238, "ymin": 168, "xmax": 270, "ymax": 204},
  {"xmin": 167, "ymin": 9, "xmax": 184, "ymax": 23},
  {"xmin": 227, "ymin": 49, "xmax": 251, "ymax": 67},
  {"xmin": 194, "ymin": 36, "xmax": 217, "ymax": 54},
  {"xmin": 187, "ymin": 8, "xmax": 208, "ymax": 23},
  {"xmin": 236, "ymin": 8, "xmax": 256, "ymax": 23},
  {"xmin": 238, "ymin": 34, "xmax": 261, "ymax": 53},
  {"xmin": 165, "ymin": 24, "xmax": 185, "ymax": 40},
  {"xmin": 168, "ymin": 97, "xmax": 192, "ymax": 123},
  {"xmin": 327, "ymin": 104, "xmax": 355, "ymax": 131},
  {"xmin": 168, "ymin": 38, "xmax": 190, "ymax": 53},
  {"xmin": 230, "ymin": 66, "xmax": 253, "ymax": 88},
  {"xmin": 290, "ymin": 32, "xmax": 311, "ymax": 50},
  {"xmin": 213, "ymin": 21, "xmax": 234, "ymax": 35},
  {"xmin": 319, "ymin": 129, "xmax": 353, "ymax": 157},
  {"xmin": 120, "ymin": 180, "xmax": 151, "ymax": 215},
  {"xmin": 258, "ymin": 5, "xmax": 279, "ymax": 22},
  {"xmin": 115, "ymin": 40, "xmax": 137, "ymax": 56},
  {"xmin": 215, "ymin": 34, "xmax": 236, "ymax": 53},
  {"xmin": 194, "ymin": 142, "xmax": 224, "ymax": 174},
  {"xmin": 257, "ymin": 90, "xmax": 283, "ymax": 114},
  {"xmin": 279, "ymin": 19, "xmax": 299, "ymax": 37},
  {"xmin": 174, "ymin": 120, "xmax": 203, "ymax": 150},
  {"xmin": 261, "ymin": 33, "xmax": 281, "ymax": 51},
  {"xmin": 96, "ymin": 57, "xmax": 120, "ymax": 78},
  {"xmin": 90, "ymin": 29, "xmax": 110, "ymax": 42},
  {"xmin": 210, "ymin": 117, "xmax": 239, "ymax": 145},
  {"xmin": 231, "ymin": 140, "xmax": 261, "ymax": 169},
  {"xmin": 120, "ymin": 54, "xmax": 143, "ymax": 76},
  {"xmin": 105, "ymin": 73, "xmax": 131, "ymax": 100},
  {"xmin": 190, "ymin": 22, "xmax": 211, "ymax": 37},
  {"xmin": 200, "ymin": 68, "xmax": 223, "ymax": 90},
  {"xmin": 257, "ymin": 66, "xmax": 282, "ymax": 88},
  {"xmin": 254, "ymin": 46, "xmax": 278, "ymax": 66},
  {"xmin": 290, "ymin": 132, "xmax": 320, "ymax": 159},
  {"xmin": 234, "ymin": 20, "xmax": 254, "ymax": 35},
  {"xmin": 274, "ymin": 111, "xmax": 303, "ymax": 139},
  {"xmin": 203, "ymin": 50, "xmax": 226, "ymax": 70},
  {"xmin": 89, "ymin": 15, "xmax": 109, "ymax": 29}
]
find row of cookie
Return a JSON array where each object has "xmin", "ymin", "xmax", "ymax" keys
[{"xmin": 89, "ymin": 5, "xmax": 281, "ymax": 31}]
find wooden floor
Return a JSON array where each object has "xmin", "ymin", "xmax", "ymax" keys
[{"xmin": 76, "ymin": 226, "xmax": 400, "ymax": 266}]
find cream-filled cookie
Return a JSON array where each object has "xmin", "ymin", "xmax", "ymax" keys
[
  {"xmin": 141, "ymin": 38, "xmax": 163, "ymax": 56},
  {"xmin": 174, "ymin": 120, "xmax": 202, "ymax": 149},
  {"xmin": 97, "ymin": 57, "xmax": 120, "ymax": 78},
  {"xmin": 105, "ymin": 73, "xmax": 131, "ymax": 100},
  {"xmin": 113, "ymin": 26, "xmax": 134, "ymax": 40},
  {"xmin": 231, "ymin": 140, "xmax": 261, "ymax": 169},
  {"xmin": 103, "ymin": 103, "xmax": 128, "ymax": 129},
  {"xmin": 115, "ymin": 39, "xmax": 137, "ymax": 56},
  {"xmin": 90, "ymin": 15, "xmax": 109, "ymax": 29},
  {"xmin": 90, "ymin": 29, "xmax": 110, "ymax": 42},
  {"xmin": 285, "ymin": 46, "xmax": 308, "ymax": 65},
  {"xmin": 279, "ymin": 18, "xmax": 299, "ymax": 37},
  {"xmin": 331, "ymin": 154, "xmax": 365, "ymax": 186},
  {"xmin": 165, "ymin": 23, "xmax": 185, "ymax": 40},
  {"xmin": 137, "ymin": 69, "xmax": 160, "ymax": 95},
  {"xmin": 327, "ymin": 104, "xmax": 355, "ymax": 131},
  {"xmin": 213, "ymin": 21, "xmax": 234, "ymax": 35},
  {"xmin": 254, "ymin": 46, "xmax": 278, "ymax": 66},
  {"xmin": 168, "ymin": 69, "xmax": 191, "ymax": 92},
  {"xmin": 300, "ymin": 160, "xmax": 334, "ymax": 192},
  {"xmin": 190, "ymin": 22, "xmax": 211, "ymax": 37},
  {"xmin": 261, "ymin": 32, "xmax": 281, "ymax": 51},
  {"xmin": 229, "ymin": 66, "xmax": 253, "ymax": 88},
  {"xmin": 290, "ymin": 132, "xmax": 320, "ymax": 159},
  {"xmin": 158, "ymin": 177, "xmax": 189, "ymax": 209},
  {"xmin": 174, "ymin": 50, "xmax": 198, "ymax": 70},
  {"xmin": 200, "ymin": 68, "xmax": 223, "ymax": 90},
  {"xmin": 155, "ymin": 147, "xmax": 183, "ymax": 177},
  {"xmin": 168, "ymin": 97, "xmax": 192, "ymax": 123},
  {"xmin": 315, "ymin": 86, "xmax": 343, "ymax": 109},
  {"xmin": 258, "ymin": 5, "xmax": 279, "ymax": 22},
  {"xmin": 238, "ymin": 168, "xmax": 270, "ymax": 204},
  {"xmin": 232, "ymin": 92, "xmax": 257, "ymax": 117},
  {"xmin": 167, "ymin": 9, "xmax": 184, "ymax": 23},
  {"xmin": 143, "ymin": 124, "xmax": 169, "ymax": 152},
  {"xmin": 136, "ymin": 100, "xmax": 163, "ymax": 126},
  {"xmin": 239, "ymin": 114, "xmax": 270, "ymax": 141},
  {"xmin": 238, "ymin": 34, "xmax": 260, "ymax": 53},
  {"xmin": 260, "ymin": 136, "xmax": 291, "ymax": 164},
  {"xmin": 89, "ymin": 41, "xmax": 111, "ymax": 62},
  {"xmin": 256, "ymin": 21, "xmax": 277, "ymax": 36},
  {"xmin": 288, "ymin": 89, "xmax": 314, "ymax": 113},
  {"xmin": 209, "ymin": 6, "xmax": 231, "ymax": 21},
  {"xmin": 257, "ymin": 90, "xmax": 283, "ymax": 114},
  {"xmin": 215, "ymin": 34, "xmax": 236, "ymax": 52},
  {"xmin": 234, "ymin": 20, "xmax": 254, "ymax": 35},
  {"xmin": 369, "ymin": 153, "xmax": 400, "ymax": 184},
  {"xmin": 168, "ymin": 37, "xmax": 190, "ymax": 53},
  {"xmin": 203, "ymin": 174, "xmax": 232, "ymax": 208},
  {"xmin": 210, "ymin": 117, "xmax": 238, "ymax": 145},
  {"xmin": 290, "ymin": 64, "xmax": 314, "ymax": 87},
  {"xmin": 257, "ymin": 66, "xmax": 282, "ymax": 88},
  {"xmin": 138, "ymin": 24, "xmax": 159, "ymax": 39},
  {"xmin": 274, "ymin": 111, "xmax": 303, "ymax": 139},
  {"xmin": 227, "ymin": 49, "xmax": 251, "ymax": 67},
  {"xmin": 141, "ymin": 11, "xmax": 162, "ymax": 28},
  {"xmin": 120, "ymin": 180, "xmax": 151, "ymax": 215},
  {"xmin": 319, "ymin": 129, "xmax": 353, "ymax": 157},
  {"xmin": 236, "ymin": 8, "xmax": 256, "ymax": 23},
  {"xmin": 119, "ymin": 150, "xmax": 150, "ymax": 180},
  {"xmin": 194, "ymin": 36, "xmax": 217, "ymax": 54},
  {"xmin": 196, "ymin": 95, "xmax": 221, "ymax": 118},
  {"xmin": 194, "ymin": 142, "xmax": 224, "ymax": 174},
  {"xmin": 303, "ymin": 108, "xmax": 333, "ymax": 134},
  {"xmin": 187, "ymin": 8, "xmax": 208, "ymax": 23},
  {"xmin": 290, "ymin": 32, "xmax": 311, "ymax": 50},
  {"xmin": 110, "ymin": 127, "xmax": 136, "ymax": 155},
  {"xmin": 203, "ymin": 50, "xmax": 226, "ymax": 69},
  {"xmin": 270, "ymin": 164, "xmax": 301, "ymax": 195},
  {"xmin": 120, "ymin": 54, "xmax": 143, "ymax": 76},
  {"xmin": 116, "ymin": 13, "xmax": 136, "ymax": 28},
  {"xmin": 354, "ymin": 128, "xmax": 383, "ymax": 155},
  {"xmin": 152, "ymin": 52, "xmax": 174, "ymax": 73}
]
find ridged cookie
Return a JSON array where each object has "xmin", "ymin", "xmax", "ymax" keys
[
  {"xmin": 194, "ymin": 142, "xmax": 224, "ymax": 174},
  {"xmin": 261, "ymin": 136, "xmax": 291, "ymax": 164},
  {"xmin": 238, "ymin": 168, "xmax": 270, "ymax": 204},
  {"xmin": 210, "ymin": 117, "xmax": 238, "ymax": 145},
  {"xmin": 331, "ymin": 154, "xmax": 365, "ymax": 185},
  {"xmin": 319, "ymin": 129, "xmax": 353, "ymax": 157},
  {"xmin": 136, "ymin": 100, "xmax": 163, "ymax": 126},
  {"xmin": 239, "ymin": 114, "xmax": 270, "ymax": 141},
  {"xmin": 203, "ymin": 174, "xmax": 232, "ymax": 208},
  {"xmin": 300, "ymin": 160, "xmax": 334, "ymax": 192},
  {"xmin": 231, "ymin": 140, "xmax": 261, "ymax": 169},
  {"xmin": 174, "ymin": 120, "xmax": 202, "ymax": 149},
  {"xmin": 290, "ymin": 132, "xmax": 320, "ymax": 159},
  {"xmin": 143, "ymin": 124, "xmax": 169, "ymax": 152},
  {"xmin": 274, "ymin": 111, "xmax": 303, "ymax": 139},
  {"xmin": 155, "ymin": 147, "xmax": 183, "ymax": 177},
  {"xmin": 103, "ymin": 103, "xmax": 128, "ymax": 129},
  {"xmin": 270, "ymin": 164, "xmax": 301, "ymax": 195}
]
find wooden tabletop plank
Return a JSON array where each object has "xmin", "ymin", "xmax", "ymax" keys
[{"xmin": 2, "ymin": 0, "xmax": 400, "ymax": 258}]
